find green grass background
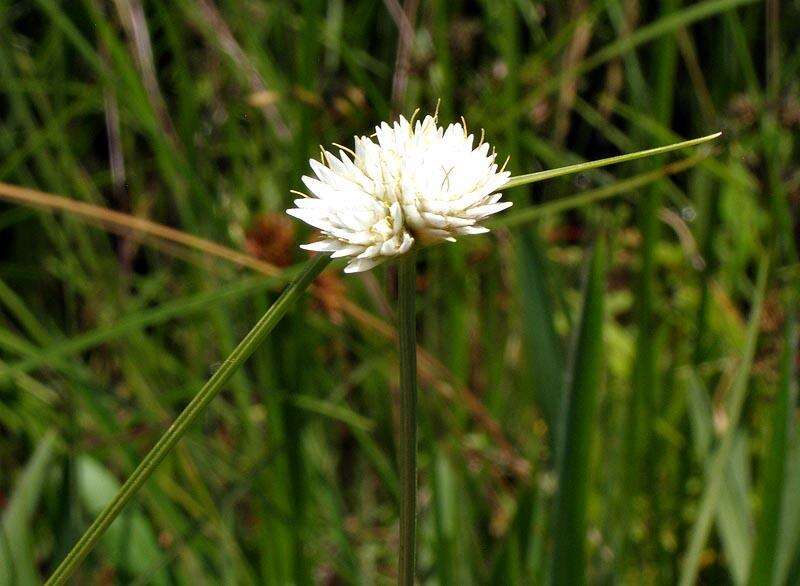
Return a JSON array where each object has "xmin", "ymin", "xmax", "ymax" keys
[{"xmin": 0, "ymin": 0, "xmax": 798, "ymax": 583}]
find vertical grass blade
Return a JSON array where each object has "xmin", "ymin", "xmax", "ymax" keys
[
  {"xmin": 686, "ymin": 372, "xmax": 754, "ymax": 584},
  {"xmin": 550, "ymin": 238, "xmax": 606, "ymax": 586},
  {"xmin": 45, "ymin": 254, "xmax": 330, "ymax": 585},
  {"xmin": 748, "ymin": 310, "xmax": 797, "ymax": 585},
  {"xmin": 679, "ymin": 255, "xmax": 769, "ymax": 586},
  {"xmin": 775, "ymin": 436, "xmax": 800, "ymax": 584},
  {"xmin": 516, "ymin": 228, "xmax": 565, "ymax": 440},
  {"xmin": 397, "ymin": 251, "xmax": 419, "ymax": 586},
  {"xmin": 0, "ymin": 431, "xmax": 58, "ymax": 586}
]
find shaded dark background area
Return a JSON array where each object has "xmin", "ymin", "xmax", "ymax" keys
[{"xmin": 0, "ymin": 0, "xmax": 798, "ymax": 583}]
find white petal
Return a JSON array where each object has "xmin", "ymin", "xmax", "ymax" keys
[
  {"xmin": 398, "ymin": 233, "xmax": 414, "ymax": 254},
  {"xmin": 331, "ymin": 245, "xmax": 365, "ymax": 258},
  {"xmin": 344, "ymin": 257, "xmax": 381, "ymax": 273},
  {"xmin": 469, "ymin": 201, "xmax": 513, "ymax": 217},
  {"xmin": 456, "ymin": 226, "xmax": 490, "ymax": 235},
  {"xmin": 357, "ymin": 244, "xmax": 383, "ymax": 259},
  {"xmin": 300, "ymin": 239, "xmax": 342, "ymax": 252}
]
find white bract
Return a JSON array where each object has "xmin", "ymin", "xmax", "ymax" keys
[{"xmin": 287, "ymin": 113, "xmax": 511, "ymax": 273}]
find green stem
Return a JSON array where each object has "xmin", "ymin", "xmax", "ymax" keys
[
  {"xmin": 494, "ymin": 152, "xmax": 709, "ymax": 229},
  {"xmin": 397, "ymin": 252, "xmax": 418, "ymax": 586},
  {"xmin": 504, "ymin": 132, "xmax": 721, "ymax": 190},
  {"xmin": 45, "ymin": 254, "xmax": 330, "ymax": 586}
]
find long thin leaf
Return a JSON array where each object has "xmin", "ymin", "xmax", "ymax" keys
[
  {"xmin": 45, "ymin": 255, "xmax": 330, "ymax": 585},
  {"xmin": 679, "ymin": 255, "xmax": 769, "ymax": 586},
  {"xmin": 0, "ymin": 275, "xmax": 280, "ymax": 380},
  {"xmin": 505, "ymin": 132, "xmax": 720, "ymax": 190},
  {"xmin": 748, "ymin": 311, "xmax": 797, "ymax": 584},
  {"xmin": 686, "ymin": 373, "xmax": 754, "ymax": 585},
  {"xmin": 495, "ymin": 152, "xmax": 710, "ymax": 229},
  {"xmin": 0, "ymin": 431, "xmax": 58, "ymax": 586},
  {"xmin": 551, "ymin": 237, "xmax": 606, "ymax": 586},
  {"xmin": 516, "ymin": 228, "xmax": 565, "ymax": 439}
]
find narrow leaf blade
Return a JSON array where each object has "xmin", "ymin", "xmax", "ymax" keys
[
  {"xmin": 551, "ymin": 238, "xmax": 606, "ymax": 586},
  {"xmin": 506, "ymin": 132, "xmax": 721, "ymax": 190}
]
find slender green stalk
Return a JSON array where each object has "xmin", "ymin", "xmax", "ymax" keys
[
  {"xmin": 504, "ymin": 132, "xmax": 720, "ymax": 190},
  {"xmin": 495, "ymin": 151, "xmax": 709, "ymax": 229},
  {"xmin": 45, "ymin": 254, "xmax": 330, "ymax": 586},
  {"xmin": 397, "ymin": 251, "xmax": 418, "ymax": 586}
]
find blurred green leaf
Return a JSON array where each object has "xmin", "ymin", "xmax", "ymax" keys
[
  {"xmin": 749, "ymin": 311, "xmax": 797, "ymax": 585},
  {"xmin": 0, "ymin": 431, "xmax": 57, "ymax": 586},
  {"xmin": 75, "ymin": 457, "xmax": 169, "ymax": 585},
  {"xmin": 680, "ymin": 256, "xmax": 769, "ymax": 586},
  {"xmin": 686, "ymin": 373, "xmax": 754, "ymax": 584},
  {"xmin": 551, "ymin": 238, "xmax": 606, "ymax": 586},
  {"xmin": 516, "ymin": 228, "xmax": 564, "ymax": 438}
]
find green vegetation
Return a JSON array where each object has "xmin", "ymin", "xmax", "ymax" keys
[{"xmin": 0, "ymin": 0, "xmax": 796, "ymax": 584}]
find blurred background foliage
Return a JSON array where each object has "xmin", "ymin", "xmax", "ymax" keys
[{"xmin": 0, "ymin": 0, "xmax": 798, "ymax": 584}]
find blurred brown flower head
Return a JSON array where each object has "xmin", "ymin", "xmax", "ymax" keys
[{"xmin": 245, "ymin": 212, "xmax": 296, "ymax": 267}]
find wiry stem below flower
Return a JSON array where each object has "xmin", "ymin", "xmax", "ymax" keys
[{"xmin": 397, "ymin": 251, "xmax": 418, "ymax": 586}]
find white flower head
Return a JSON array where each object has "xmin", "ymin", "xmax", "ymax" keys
[{"xmin": 287, "ymin": 112, "xmax": 512, "ymax": 273}]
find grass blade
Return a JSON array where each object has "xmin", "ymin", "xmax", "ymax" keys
[
  {"xmin": 0, "ymin": 431, "xmax": 58, "ymax": 585},
  {"xmin": 505, "ymin": 133, "xmax": 720, "ymax": 190},
  {"xmin": 45, "ymin": 254, "xmax": 330, "ymax": 585},
  {"xmin": 776, "ymin": 438, "xmax": 800, "ymax": 584},
  {"xmin": 686, "ymin": 373, "xmax": 754, "ymax": 584},
  {"xmin": 495, "ymin": 152, "xmax": 710, "ymax": 229},
  {"xmin": 0, "ymin": 276, "xmax": 281, "ymax": 380},
  {"xmin": 551, "ymin": 237, "xmax": 606, "ymax": 586},
  {"xmin": 516, "ymin": 228, "xmax": 565, "ymax": 439},
  {"xmin": 679, "ymin": 255, "xmax": 769, "ymax": 586},
  {"xmin": 748, "ymin": 310, "xmax": 797, "ymax": 584}
]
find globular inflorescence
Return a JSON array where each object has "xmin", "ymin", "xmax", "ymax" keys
[{"xmin": 287, "ymin": 113, "xmax": 512, "ymax": 273}]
